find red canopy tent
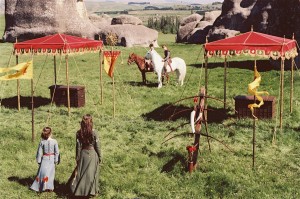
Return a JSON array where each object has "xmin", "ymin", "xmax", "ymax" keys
[
  {"xmin": 205, "ymin": 31, "xmax": 297, "ymax": 59},
  {"xmin": 13, "ymin": 33, "xmax": 103, "ymax": 141},
  {"xmin": 204, "ymin": 31, "xmax": 298, "ymax": 129},
  {"xmin": 14, "ymin": 33, "xmax": 103, "ymax": 54}
]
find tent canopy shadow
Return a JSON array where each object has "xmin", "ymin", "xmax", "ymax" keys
[
  {"xmin": 142, "ymin": 103, "xmax": 231, "ymax": 123},
  {"xmin": 124, "ymin": 81, "xmax": 158, "ymax": 88},
  {"xmin": 142, "ymin": 103, "xmax": 192, "ymax": 121},
  {"xmin": 1, "ymin": 96, "xmax": 51, "ymax": 109},
  {"xmin": 190, "ymin": 59, "xmax": 276, "ymax": 72}
]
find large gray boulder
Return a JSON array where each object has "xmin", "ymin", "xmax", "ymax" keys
[
  {"xmin": 3, "ymin": 0, "xmax": 159, "ymax": 47},
  {"xmin": 208, "ymin": 0, "xmax": 300, "ymax": 43},
  {"xmin": 176, "ymin": 11, "xmax": 221, "ymax": 44},
  {"xmin": 90, "ymin": 15, "xmax": 158, "ymax": 47},
  {"xmin": 111, "ymin": 15, "xmax": 143, "ymax": 25},
  {"xmin": 98, "ymin": 24, "xmax": 158, "ymax": 47},
  {"xmin": 3, "ymin": 0, "xmax": 99, "ymax": 42}
]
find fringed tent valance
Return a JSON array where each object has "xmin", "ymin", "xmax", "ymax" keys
[
  {"xmin": 205, "ymin": 31, "xmax": 298, "ymax": 60},
  {"xmin": 14, "ymin": 33, "xmax": 103, "ymax": 55}
]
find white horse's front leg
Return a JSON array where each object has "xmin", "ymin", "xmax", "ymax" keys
[{"xmin": 157, "ymin": 73, "xmax": 162, "ymax": 88}]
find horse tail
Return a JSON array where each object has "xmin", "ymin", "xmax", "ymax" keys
[{"xmin": 175, "ymin": 58, "xmax": 186, "ymax": 86}]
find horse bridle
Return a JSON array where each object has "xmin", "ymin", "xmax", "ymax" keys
[{"xmin": 127, "ymin": 55, "xmax": 135, "ymax": 65}]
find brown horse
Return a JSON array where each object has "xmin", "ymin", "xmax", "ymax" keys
[
  {"xmin": 127, "ymin": 53, "xmax": 169, "ymax": 85},
  {"xmin": 127, "ymin": 53, "xmax": 154, "ymax": 84}
]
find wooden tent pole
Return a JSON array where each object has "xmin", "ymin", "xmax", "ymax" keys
[
  {"xmin": 252, "ymin": 59, "xmax": 257, "ymax": 169},
  {"xmin": 15, "ymin": 38, "xmax": 21, "ymax": 111},
  {"xmin": 224, "ymin": 56, "xmax": 227, "ymax": 110},
  {"xmin": 54, "ymin": 55, "xmax": 57, "ymax": 85},
  {"xmin": 66, "ymin": 55, "xmax": 71, "ymax": 115},
  {"xmin": 253, "ymin": 112, "xmax": 256, "ymax": 168},
  {"xmin": 100, "ymin": 49, "xmax": 103, "ymax": 105},
  {"xmin": 16, "ymin": 55, "xmax": 21, "ymax": 111},
  {"xmin": 280, "ymin": 59, "xmax": 284, "ymax": 130},
  {"xmin": 204, "ymin": 52, "xmax": 208, "ymax": 120},
  {"xmin": 31, "ymin": 75, "xmax": 34, "ymax": 142},
  {"xmin": 290, "ymin": 58, "xmax": 294, "ymax": 113},
  {"xmin": 31, "ymin": 53, "xmax": 35, "ymax": 142}
]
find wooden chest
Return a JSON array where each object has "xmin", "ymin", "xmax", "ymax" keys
[
  {"xmin": 49, "ymin": 85, "xmax": 85, "ymax": 107},
  {"xmin": 234, "ymin": 95, "xmax": 276, "ymax": 119}
]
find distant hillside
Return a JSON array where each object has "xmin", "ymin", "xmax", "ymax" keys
[{"xmin": 128, "ymin": 2, "xmax": 150, "ymax": 5}]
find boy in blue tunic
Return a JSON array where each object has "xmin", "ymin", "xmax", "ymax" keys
[{"xmin": 31, "ymin": 127, "xmax": 59, "ymax": 192}]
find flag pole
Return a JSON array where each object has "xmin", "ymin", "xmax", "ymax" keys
[
  {"xmin": 111, "ymin": 47, "xmax": 115, "ymax": 118},
  {"xmin": 15, "ymin": 38, "xmax": 21, "ymax": 111},
  {"xmin": 100, "ymin": 49, "xmax": 103, "ymax": 105}
]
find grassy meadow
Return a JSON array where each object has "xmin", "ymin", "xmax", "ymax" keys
[{"xmin": 1, "ymin": 19, "xmax": 300, "ymax": 199}]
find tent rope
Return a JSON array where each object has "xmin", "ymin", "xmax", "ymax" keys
[
  {"xmin": 46, "ymin": 55, "xmax": 63, "ymax": 125},
  {"xmin": 0, "ymin": 49, "xmax": 14, "ymax": 107},
  {"xmin": 272, "ymin": 70, "xmax": 282, "ymax": 144},
  {"xmin": 33, "ymin": 54, "xmax": 49, "ymax": 91},
  {"xmin": 169, "ymin": 46, "xmax": 204, "ymax": 118},
  {"xmin": 71, "ymin": 55, "xmax": 102, "ymax": 118}
]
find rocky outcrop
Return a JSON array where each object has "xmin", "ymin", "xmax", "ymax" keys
[
  {"xmin": 176, "ymin": 11, "xmax": 221, "ymax": 44},
  {"xmin": 89, "ymin": 14, "xmax": 112, "ymax": 27},
  {"xmin": 208, "ymin": 0, "xmax": 300, "ymax": 43},
  {"xmin": 3, "ymin": 0, "xmax": 99, "ymax": 42},
  {"xmin": 111, "ymin": 15, "xmax": 143, "ymax": 25},
  {"xmin": 91, "ymin": 15, "xmax": 158, "ymax": 47},
  {"xmin": 2, "ymin": 0, "xmax": 158, "ymax": 47},
  {"xmin": 176, "ymin": 0, "xmax": 300, "ymax": 45},
  {"xmin": 97, "ymin": 24, "xmax": 158, "ymax": 48}
]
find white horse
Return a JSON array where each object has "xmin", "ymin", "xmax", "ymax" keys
[{"xmin": 145, "ymin": 49, "xmax": 187, "ymax": 88}]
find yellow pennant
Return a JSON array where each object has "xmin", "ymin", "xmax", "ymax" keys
[
  {"xmin": 0, "ymin": 60, "xmax": 33, "ymax": 80},
  {"xmin": 247, "ymin": 65, "xmax": 269, "ymax": 119}
]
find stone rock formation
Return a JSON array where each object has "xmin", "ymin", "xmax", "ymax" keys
[
  {"xmin": 176, "ymin": 11, "xmax": 221, "ymax": 44},
  {"xmin": 176, "ymin": 0, "xmax": 300, "ymax": 46},
  {"xmin": 97, "ymin": 24, "xmax": 158, "ymax": 48},
  {"xmin": 111, "ymin": 15, "xmax": 143, "ymax": 26},
  {"xmin": 208, "ymin": 0, "xmax": 300, "ymax": 43},
  {"xmin": 2, "ymin": 0, "xmax": 158, "ymax": 47},
  {"xmin": 91, "ymin": 15, "xmax": 158, "ymax": 47},
  {"xmin": 3, "ymin": 0, "xmax": 99, "ymax": 42},
  {"xmin": 89, "ymin": 14, "xmax": 112, "ymax": 28}
]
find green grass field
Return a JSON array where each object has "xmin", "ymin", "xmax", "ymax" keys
[{"xmin": 0, "ymin": 16, "xmax": 300, "ymax": 198}]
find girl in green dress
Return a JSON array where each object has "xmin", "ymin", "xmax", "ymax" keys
[{"xmin": 69, "ymin": 114, "xmax": 101, "ymax": 197}]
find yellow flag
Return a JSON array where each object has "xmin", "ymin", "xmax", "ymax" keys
[
  {"xmin": 0, "ymin": 61, "xmax": 33, "ymax": 80},
  {"xmin": 247, "ymin": 65, "xmax": 269, "ymax": 119}
]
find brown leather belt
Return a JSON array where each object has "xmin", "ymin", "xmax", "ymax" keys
[
  {"xmin": 43, "ymin": 153, "xmax": 55, "ymax": 156},
  {"xmin": 82, "ymin": 146, "xmax": 94, "ymax": 150}
]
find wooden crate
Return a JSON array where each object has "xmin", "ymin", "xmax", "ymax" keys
[
  {"xmin": 49, "ymin": 85, "xmax": 85, "ymax": 107},
  {"xmin": 234, "ymin": 95, "xmax": 276, "ymax": 119}
]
